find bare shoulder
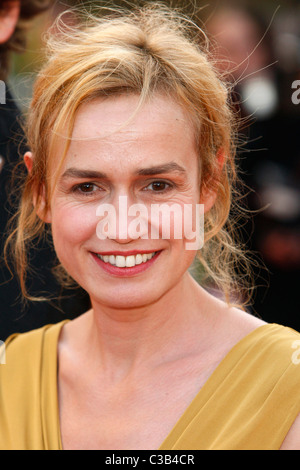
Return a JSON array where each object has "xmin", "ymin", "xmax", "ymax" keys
[
  {"xmin": 202, "ymin": 287, "xmax": 266, "ymax": 345},
  {"xmin": 59, "ymin": 309, "xmax": 93, "ymax": 341},
  {"xmin": 58, "ymin": 310, "xmax": 93, "ymax": 366},
  {"xmin": 226, "ymin": 304, "xmax": 266, "ymax": 334}
]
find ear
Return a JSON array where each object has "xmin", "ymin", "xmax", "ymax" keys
[
  {"xmin": 0, "ymin": 1, "xmax": 21, "ymax": 44},
  {"xmin": 24, "ymin": 150, "xmax": 33, "ymax": 173},
  {"xmin": 216, "ymin": 147, "xmax": 226, "ymax": 170},
  {"xmin": 199, "ymin": 187, "xmax": 217, "ymax": 214},
  {"xmin": 24, "ymin": 151, "xmax": 52, "ymax": 223},
  {"xmin": 199, "ymin": 148, "xmax": 226, "ymax": 213}
]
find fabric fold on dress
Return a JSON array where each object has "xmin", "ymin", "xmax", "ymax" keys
[{"xmin": 1, "ymin": 321, "xmax": 300, "ymax": 450}]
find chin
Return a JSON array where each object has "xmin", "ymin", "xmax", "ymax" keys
[
  {"xmin": 88, "ymin": 277, "xmax": 173, "ymax": 312},
  {"xmin": 93, "ymin": 289, "xmax": 162, "ymax": 311}
]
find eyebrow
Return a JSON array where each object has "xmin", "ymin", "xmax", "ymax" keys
[
  {"xmin": 61, "ymin": 162, "xmax": 187, "ymax": 180},
  {"xmin": 61, "ymin": 168, "xmax": 107, "ymax": 180},
  {"xmin": 136, "ymin": 162, "xmax": 187, "ymax": 176}
]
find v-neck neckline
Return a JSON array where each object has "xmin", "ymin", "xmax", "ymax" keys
[
  {"xmin": 158, "ymin": 322, "xmax": 278, "ymax": 449},
  {"xmin": 50, "ymin": 321, "xmax": 275, "ymax": 450}
]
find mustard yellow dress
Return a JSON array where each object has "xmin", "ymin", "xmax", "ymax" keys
[{"xmin": 1, "ymin": 321, "xmax": 300, "ymax": 450}]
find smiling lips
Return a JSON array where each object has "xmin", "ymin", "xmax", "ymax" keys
[{"xmin": 96, "ymin": 251, "xmax": 159, "ymax": 268}]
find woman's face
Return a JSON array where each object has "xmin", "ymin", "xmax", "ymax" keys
[{"xmin": 44, "ymin": 94, "xmax": 210, "ymax": 309}]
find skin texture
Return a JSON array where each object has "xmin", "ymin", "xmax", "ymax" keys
[{"xmin": 25, "ymin": 94, "xmax": 298, "ymax": 449}]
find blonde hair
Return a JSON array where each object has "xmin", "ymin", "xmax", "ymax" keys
[{"xmin": 6, "ymin": 3, "xmax": 254, "ymax": 306}]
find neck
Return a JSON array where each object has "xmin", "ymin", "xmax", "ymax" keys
[{"xmin": 84, "ymin": 273, "xmax": 211, "ymax": 381}]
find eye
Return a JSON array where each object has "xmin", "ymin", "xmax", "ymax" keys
[
  {"xmin": 144, "ymin": 181, "xmax": 172, "ymax": 192},
  {"xmin": 72, "ymin": 182, "xmax": 99, "ymax": 194}
]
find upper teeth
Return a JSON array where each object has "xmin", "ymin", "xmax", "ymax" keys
[{"xmin": 97, "ymin": 252, "xmax": 157, "ymax": 267}]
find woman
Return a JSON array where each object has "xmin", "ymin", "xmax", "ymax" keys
[{"xmin": 1, "ymin": 4, "xmax": 300, "ymax": 450}]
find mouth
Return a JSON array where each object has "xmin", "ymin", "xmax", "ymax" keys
[
  {"xmin": 91, "ymin": 250, "xmax": 162, "ymax": 276},
  {"xmin": 96, "ymin": 251, "xmax": 159, "ymax": 268}
]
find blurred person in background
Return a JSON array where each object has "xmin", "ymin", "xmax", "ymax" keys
[
  {"xmin": 206, "ymin": 3, "xmax": 300, "ymax": 330},
  {"xmin": 0, "ymin": 0, "xmax": 90, "ymax": 341}
]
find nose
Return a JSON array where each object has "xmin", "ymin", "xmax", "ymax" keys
[{"xmin": 96, "ymin": 195, "xmax": 149, "ymax": 243}]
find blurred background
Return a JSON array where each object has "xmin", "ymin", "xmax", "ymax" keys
[{"xmin": 2, "ymin": 0, "xmax": 300, "ymax": 333}]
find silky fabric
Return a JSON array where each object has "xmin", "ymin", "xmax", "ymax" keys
[{"xmin": 0, "ymin": 321, "xmax": 300, "ymax": 450}]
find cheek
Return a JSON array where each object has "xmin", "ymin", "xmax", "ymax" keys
[
  {"xmin": 152, "ymin": 197, "xmax": 202, "ymax": 250},
  {"xmin": 51, "ymin": 204, "xmax": 97, "ymax": 251}
]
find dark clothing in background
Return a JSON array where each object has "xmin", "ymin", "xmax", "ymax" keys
[
  {"xmin": 237, "ymin": 80, "xmax": 300, "ymax": 331},
  {"xmin": 0, "ymin": 87, "xmax": 90, "ymax": 341}
]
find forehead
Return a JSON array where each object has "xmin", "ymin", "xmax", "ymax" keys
[
  {"xmin": 51, "ymin": 93, "xmax": 199, "ymax": 180},
  {"xmin": 71, "ymin": 93, "xmax": 195, "ymax": 142}
]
